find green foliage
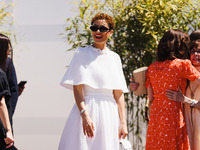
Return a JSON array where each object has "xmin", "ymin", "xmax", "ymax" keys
[
  {"xmin": 0, "ymin": 2, "xmax": 14, "ymax": 35},
  {"xmin": 64, "ymin": 0, "xmax": 200, "ymax": 149}
]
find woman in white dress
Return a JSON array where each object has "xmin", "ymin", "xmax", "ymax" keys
[
  {"xmin": 58, "ymin": 13, "xmax": 128, "ymax": 150},
  {"xmin": 166, "ymin": 39, "xmax": 200, "ymax": 150}
]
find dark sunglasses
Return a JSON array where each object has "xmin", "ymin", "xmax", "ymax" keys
[
  {"xmin": 90, "ymin": 25, "xmax": 110, "ymax": 32},
  {"xmin": 190, "ymin": 49, "xmax": 200, "ymax": 54}
]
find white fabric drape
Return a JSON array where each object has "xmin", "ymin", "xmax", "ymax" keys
[{"xmin": 60, "ymin": 45, "xmax": 128, "ymax": 93}]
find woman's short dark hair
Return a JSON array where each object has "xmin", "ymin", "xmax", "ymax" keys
[
  {"xmin": 190, "ymin": 39, "xmax": 200, "ymax": 52},
  {"xmin": 0, "ymin": 33, "xmax": 12, "ymax": 71},
  {"xmin": 157, "ymin": 29, "xmax": 190, "ymax": 61},
  {"xmin": 91, "ymin": 13, "xmax": 115, "ymax": 30},
  {"xmin": 190, "ymin": 30, "xmax": 200, "ymax": 42}
]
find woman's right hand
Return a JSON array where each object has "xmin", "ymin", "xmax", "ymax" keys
[
  {"xmin": 81, "ymin": 111, "xmax": 95, "ymax": 138},
  {"xmin": 130, "ymin": 77, "xmax": 140, "ymax": 91},
  {"xmin": 118, "ymin": 123, "xmax": 128, "ymax": 139},
  {"xmin": 165, "ymin": 87, "xmax": 184, "ymax": 103},
  {"xmin": 4, "ymin": 130, "xmax": 14, "ymax": 148}
]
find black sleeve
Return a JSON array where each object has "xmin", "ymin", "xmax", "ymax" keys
[
  {"xmin": 0, "ymin": 71, "xmax": 11, "ymax": 101},
  {"xmin": 6, "ymin": 58, "xmax": 18, "ymax": 114}
]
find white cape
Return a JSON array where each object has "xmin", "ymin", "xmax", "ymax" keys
[{"xmin": 60, "ymin": 45, "xmax": 128, "ymax": 93}]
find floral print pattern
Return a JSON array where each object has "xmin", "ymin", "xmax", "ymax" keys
[{"xmin": 145, "ymin": 59, "xmax": 200, "ymax": 150}]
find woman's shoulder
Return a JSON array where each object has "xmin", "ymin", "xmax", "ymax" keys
[
  {"xmin": 109, "ymin": 49, "xmax": 119, "ymax": 56},
  {"xmin": 76, "ymin": 46, "xmax": 90, "ymax": 52},
  {"xmin": 147, "ymin": 61, "xmax": 159, "ymax": 69},
  {"xmin": 72, "ymin": 46, "xmax": 92, "ymax": 57},
  {"xmin": 168, "ymin": 59, "xmax": 193, "ymax": 72},
  {"xmin": 172, "ymin": 58, "xmax": 192, "ymax": 66},
  {"xmin": 0, "ymin": 68, "xmax": 5, "ymax": 75},
  {"xmin": 106, "ymin": 48, "xmax": 121, "ymax": 59},
  {"xmin": 77, "ymin": 46, "xmax": 120, "ymax": 60},
  {"xmin": 0, "ymin": 68, "xmax": 7, "ymax": 81}
]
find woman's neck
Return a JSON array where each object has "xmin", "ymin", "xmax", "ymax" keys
[{"xmin": 93, "ymin": 43, "xmax": 106, "ymax": 50}]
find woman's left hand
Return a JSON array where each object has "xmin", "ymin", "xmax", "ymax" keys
[
  {"xmin": 119, "ymin": 123, "xmax": 128, "ymax": 139},
  {"xmin": 130, "ymin": 77, "xmax": 139, "ymax": 91},
  {"xmin": 4, "ymin": 130, "xmax": 14, "ymax": 148},
  {"xmin": 165, "ymin": 87, "xmax": 184, "ymax": 103}
]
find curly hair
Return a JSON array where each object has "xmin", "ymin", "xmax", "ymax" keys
[
  {"xmin": 91, "ymin": 13, "xmax": 115, "ymax": 30},
  {"xmin": 157, "ymin": 29, "xmax": 190, "ymax": 61}
]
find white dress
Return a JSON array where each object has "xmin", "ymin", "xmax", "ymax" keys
[
  {"xmin": 58, "ymin": 46, "xmax": 128, "ymax": 150},
  {"xmin": 58, "ymin": 85, "xmax": 119, "ymax": 150}
]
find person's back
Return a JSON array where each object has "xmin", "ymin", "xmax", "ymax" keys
[
  {"xmin": 148, "ymin": 59, "xmax": 196, "ymax": 96},
  {"xmin": 6, "ymin": 58, "xmax": 18, "ymax": 116},
  {"xmin": 145, "ymin": 29, "xmax": 196, "ymax": 150}
]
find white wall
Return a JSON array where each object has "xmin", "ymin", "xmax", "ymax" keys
[{"xmin": 12, "ymin": 0, "xmax": 77, "ymax": 149}]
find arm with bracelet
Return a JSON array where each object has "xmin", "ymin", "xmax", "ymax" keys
[
  {"xmin": 0, "ymin": 70, "xmax": 14, "ymax": 149},
  {"xmin": 73, "ymin": 85, "xmax": 94, "ymax": 138},
  {"xmin": 165, "ymin": 87, "xmax": 200, "ymax": 110}
]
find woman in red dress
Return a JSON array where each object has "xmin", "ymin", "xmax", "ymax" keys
[{"xmin": 145, "ymin": 29, "xmax": 200, "ymax": 150}]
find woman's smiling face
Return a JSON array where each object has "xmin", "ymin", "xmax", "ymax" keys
[
  {"xmin": 190, "ymin": 44, "xmax": 200, "ymax": 67},
  {"xmin": 91, "ymin": 19, "xmax": 113, "ymax": 46}
]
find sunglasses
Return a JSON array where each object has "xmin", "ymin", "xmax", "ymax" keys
[
  {"xmin": 90, "ymin": 25, "xmax": 110, "ymax": 32},
  {"xmin": 190, "ymin": 49, "xmax": 200, "ymax": 54}
]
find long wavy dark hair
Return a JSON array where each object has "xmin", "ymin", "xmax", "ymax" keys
[
  {"xmin": 157, "ymin": 29, "xmax": 190, "ymax": 61},
  {"xmin": 0, "ymin": 33, "xmax": 12, "ymax": 71}
]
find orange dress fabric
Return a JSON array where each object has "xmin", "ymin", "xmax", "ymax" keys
[{"xmin": 145, "ymin": 59, "xmax": 200, "ymax": 150}]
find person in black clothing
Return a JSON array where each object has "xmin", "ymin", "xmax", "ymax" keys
[
  {"xmin": 6, "ymin": 38, "xmax": 25, "ymax": 117},
  {"xmin": 0, "ymin": 33, "xmax": 14, "ymax": 149},
  {"xmin": 6, "ymin": 58, "xmax": 18, "ymax": 117}
]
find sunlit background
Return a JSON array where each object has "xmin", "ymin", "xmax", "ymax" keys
[{"xmin": 10, "ymin": 0, "xmax": 78, "ymax": 149}]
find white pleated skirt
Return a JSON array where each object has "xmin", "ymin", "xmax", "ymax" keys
[{"xmin": 58, "ymin": 85, "xmax": 120, "ymax": 150}]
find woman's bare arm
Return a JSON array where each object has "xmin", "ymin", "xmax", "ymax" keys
[
  {"xmin": 0, "ymin": 97, "xmax": 14, "ymax": 148},
  {"xmin": 166, "ymin": 87, "xmax": 200, "ymax": 110},
  {"xmin": 73, "ymin": 85, "xmax": 94, "ymax": 138},
  {"xmin": 113, "ymin": 90, "xmax": 128, "ymax": 139}
]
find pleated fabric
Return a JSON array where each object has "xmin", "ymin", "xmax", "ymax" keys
[{"xmin": 58, "ymin": 85, "xmax": 120, "ymax": 150}]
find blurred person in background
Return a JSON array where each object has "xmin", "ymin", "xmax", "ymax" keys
[
  {"xmin": 166, "ymin": 31, "xmax": 200, "ymax": 150},
  {"xmin": 145, "ymin": 29, "xmax": 200, "ymax": 150},
  {"xmin": 0, "ymin": 33, "xmax": 15, "ymax": 149},
  {"xmin": 6, "ymin": 42, "xmax": 25, "ymax": 117}
]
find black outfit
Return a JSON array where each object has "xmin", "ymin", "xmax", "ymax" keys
[
  {"xmin": 4, "ymin": 58, "xmax": 19, "ymax": 150},
  {"xmin": 0, "ymin": 68, "xmax": 12, "ymax": 150},
  {"xmin": 6, "ymin": 58, "xmax": 18, "ymax": 116}
]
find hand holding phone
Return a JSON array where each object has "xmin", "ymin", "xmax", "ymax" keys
[
  {"xmin": 18, "ymin": 81, "xmax": 27, "ymax": 96},
  {"xmin": 18, "ymin": 81, "xmax": 27, "ymax": 88}
]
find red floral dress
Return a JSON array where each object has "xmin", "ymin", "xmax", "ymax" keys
[{"xmin": 145, "ymin": 59, "xmax": 200, "ymax": 150}]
